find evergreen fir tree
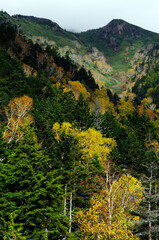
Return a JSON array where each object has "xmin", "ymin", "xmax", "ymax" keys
[{"xmin": 0, "ymin": 125, "xmax": 68, "ymax": 239}]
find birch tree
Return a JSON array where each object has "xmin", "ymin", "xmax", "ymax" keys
[
  {"xmin": 77, "ymin": 174, "xmax": 144, "ymax": 240},
  {"xmin": 137, "ymin": 162, "xmax": 159, "ymax": 240},
  {"xmin": 4, "ymin": 95, "xmax": 33, "ymax": 143}
]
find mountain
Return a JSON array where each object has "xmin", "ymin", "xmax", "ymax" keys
[
  {"xmin": 0, "ymin": 13, "xmax": 159, "ymax": 240},
  {"xmin": 0, "ymin": 11, "xmax": 78, "ymax": 47},
  {"xmin": 78, "ymin": 19, "xmax": 159, "ymax": 90},
  {"xmin": 79, "ymin": 19, "xmax": 159, "ymax": 68},
  {"xmin": 1, "ymin": 11, "xmax": 159, "ymax": 93}
]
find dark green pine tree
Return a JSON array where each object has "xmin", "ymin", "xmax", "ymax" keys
[
  {"xmin": 0, "ymin": 126, "xmax": 68, "ymax": 239},
  {"xmin": 51, "ymin": 124, "xmax": 102, "ymax": 236},
  {"xmin": 33, "ymin": 83, "xmax": 77, "ymax": 142},
  {"xmin": 74, "ymin": 93, "xmax": 93, "ymax": 129},
  {"xmin": 3, "ymin": 211, "xmax": 26, "ymax": 240}
]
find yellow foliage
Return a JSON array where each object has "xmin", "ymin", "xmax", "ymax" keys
[
  {"xmin": 151, "ymin": 140, "xmax": 159, "ymax": 153},
  {"xmin": 141, "ymin": 97, "xmax": 152, "ymax": 107},
  {"xmin": 146, "ymin": 87, "xmax": 153, "ymax": 96},
  {"xmin": 77, "ymin": 174, "xmax": 144, "ymax": 240},
  {"xmin": 120, "ymin": 91, "xmax": 136, "ymax": 101},
  {"xmin": 111, "ymin": 174, "xmax": 144, "ymax": 211},
  {"xmin": 77, "ymin": 128, "xmax": 116, "ymax": 164},
  {"xmin": 117, "ymin": 99, "xmax": 135, "ymax": 119},
  {"xmin": 90, "ymin": 89, "xmax": 115, "ymax": 114},
  {"xmin": 52, "ymin": 122, "xmax": 75, "ymax": 142},
  {"xmin": 4, "ymin": 95, "xmax": 33, "ymax": 142},
  {"xmin": 53, "ymin": 123, "xmax": 116, "ymax": 166},
  {"xmin": 64, "ymin": 81, "xmax": 90, "ymax": 100}
]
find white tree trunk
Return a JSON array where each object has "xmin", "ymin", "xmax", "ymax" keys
[
  {"xmin": 64, "ymin": 184, "xmax": 67, "ymax": 215},
  {"xmin": 69, "ymin": 192, "xmax": 72, "ymax": 233}
]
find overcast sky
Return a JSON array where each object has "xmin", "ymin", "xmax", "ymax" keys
[{"xmin": 1, "ymin": 0, "xmax": 159, "ymax": 33}]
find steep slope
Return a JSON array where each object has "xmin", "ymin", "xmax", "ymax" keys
[
  {"xmin": 77, "ymin": 20, "xmax": 159, "ymax": 91},
  {"xmin": 0, "ymin": 11, "xmax": 79, "ymax": 47},
  {"xmin": 0, "ymin": 22, "xmax": 98, "ymax": 106},
  {"xmin": 132, "ymin": 64, "xmax": 159, "ymax": 108},
  {"xmin": 1, "ymin": 11, "xmax": 159, "ymax": 93},
  {"xmin": 0, "ymin": 21, "xmax": 159, "ymax": 240},
  {"xmin": 78, "ymin": 19, "xmax": 159, "ymax": 75},
  {"xmin": 79, "ymin": 19, "xmax": 159, "ymax": 61}
]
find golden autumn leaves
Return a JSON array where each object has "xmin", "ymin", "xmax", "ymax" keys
[
  {"xmin": 52, "ymin": 122, "xmax": 116, "ymax": 162},
  {"xmin": 3, "ymin": 91, "xmax": 145, "ymax": 239},
  {"xmin": 3, "ymin": 95, "xmax": 33, "ymax": 143},
  {"xmin": 77, "ymin": 174, "xmax": 143, "ymax": 240},
  {"xmin": 52, "ymin": 122, "xmax": 144, "ymax": 239}
]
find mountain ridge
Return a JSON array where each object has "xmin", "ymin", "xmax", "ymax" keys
[{"xmin": 1, "ymin": 11, "xmax": 159, "ymax": 93}]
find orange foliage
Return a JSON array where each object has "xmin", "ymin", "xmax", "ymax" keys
[
  {"xmin": 138, "ymin": 103, "xmax": 158, "ymax": 121},
  {"xmin": 23, "ymin": 64, "xmax": 38, "ymax": 77},
  {"xmin": 56, "ymin": 66, "xmax": 64, "ymax": 82},
  {"xmin": 138, "ymin": 105, "xmax": 144, "ymax": 117},
  {"xmin": 50, "ymin": 76, "xmax": 57, "ymax": 83},
  {"xmin": 15, "ymin": 35, "xmax": 32, "ymax": 56},
  {"xmin": 66, "ymin": 71, "xmax": 72, "ymax": 79},
  {"xmin": 146, "ymin": 108, "xmax": 158, "ymax": 121}
]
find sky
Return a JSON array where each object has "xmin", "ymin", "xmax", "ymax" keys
[{"xmin": 1, "ymin": 0, "xmax": 159, "ymax": 33}]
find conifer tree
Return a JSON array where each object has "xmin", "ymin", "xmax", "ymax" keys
[{"xmin": 0, "ymin": 125, "xmax": 68, "ymax": 239}]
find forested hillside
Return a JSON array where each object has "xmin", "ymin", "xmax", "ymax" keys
[
  {"xmin": 1, "ymin": 11, "xmax": 159, "ymax": 92},
  {"xmin": 132, "ymin": 65, "xmax": 159, "ymax": 108},
  {"xmin": 0, "ymin": 23, "xmax": 158, "ymax": 239}
]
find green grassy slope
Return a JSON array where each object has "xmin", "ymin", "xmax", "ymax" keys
[
  {"xmin": 77, "ymin": 19, "xmax": 159, "ymax": 71},
  {"xmin": 1, "ymin": 12, "xmax": 159, "ymax": 92},
  {"xmin": 0, "ymin": 12, "xmax": 79, "ymax": 48}
]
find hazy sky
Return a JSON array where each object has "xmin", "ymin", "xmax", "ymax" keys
[{"xmin": 1, "ymin": 0, "xmax": 159, "ymax": 33}]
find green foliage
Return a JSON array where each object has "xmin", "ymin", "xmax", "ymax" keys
[
  {"xmin": 0, "ymin": 126, "xmax": 68, "ymax": 239},
  {"xmin": 0, "ymin": 23, "xmax": 16, "ymax": 47},
  {"xmin": 133, "ymin": 65, "xmax": 159, "ymax": 108},
  {"xmin": 3, "ymin": 212, "xmax": 26, "ymax": 240},
  {"xmin": 0, "ymin": 19, "xmax": 158, "ymax": 239},
  {"xmin": 33, "ymin": 84, "xmax": 93, "ymax": 146},
  {"xmin": 74, "ymin": 93, "xmax": 93, "ymax": 128},
  {"xmin": 10, "ymin": 14, "xmax": 78, "ymax": 48},
  {"xmin": 78, "ymin": 19, "xmax": 159, "ymax": 71},
  {"xmin": 1, "ymin": 11, "xmax": 159, "ymax": 94},
  {"xmin": 98, "ymin": 108, "xmax": 158, "ymax": 174},
  {"xmin": 73, "ymin": 67, "xmax": 99, "ymax": 91}
]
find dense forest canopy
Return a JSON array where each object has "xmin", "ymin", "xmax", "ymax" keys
[{"xmin": 0, "ymin": 23, "xmax": 158, "ymax": 240}]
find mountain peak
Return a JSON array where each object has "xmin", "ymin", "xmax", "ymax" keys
[
  {"xmin": 100, "ymin": 19, "xmax": 159, "ymax": 38},
  {"xmin": 107, "ymin": 19, "xmax": 127, "ymax": 25},
  {"xmin": 101, "ymin": 19, "xmax": 141, "ymax": 36}
]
